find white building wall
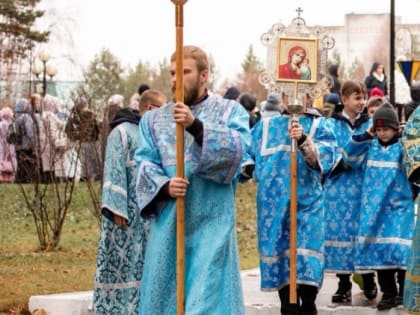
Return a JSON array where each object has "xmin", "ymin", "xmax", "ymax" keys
[{"xmin": 321, "ymin": 13, "xmax": 420, "ymax": 78}]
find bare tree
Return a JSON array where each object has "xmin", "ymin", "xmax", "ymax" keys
[
  {"xmin": 344, "ymin": 57, "xmax": 366, "ymax": 82},
  {"xmin": 15, "ymin": 98, "xmax": 79, "ymax": 250}
]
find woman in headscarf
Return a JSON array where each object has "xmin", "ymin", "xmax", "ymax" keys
[
  {"xmin": 14, "ymin": 97, "xmax": 40, "ymax": 183},
  {"xmin": 0, "ymin": 107, "xmax": 17, "ymax": 182},
  {"xmin": 328, "ymin": 64, "xmax": 342, "ymax": 96},
  {"xmin": 364, "ymin": 61, "xmax": 388, "ymax": 97},
  {"xmin": 40, "ymin": 95, "xmax": 67, "ymax": 182}
]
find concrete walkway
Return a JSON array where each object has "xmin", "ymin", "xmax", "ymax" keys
[
  {"xmin": 242, "ymin": 269, "xmax": 407, "ymax": 315},
  {"xmin": 29, "ymin": 269, "xmax": 408, "ymax": 315}
]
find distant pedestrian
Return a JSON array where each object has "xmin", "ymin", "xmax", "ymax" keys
[
  {"xmin": 14, "ymin": 98, "xmax": 40, "ymax": 183},
  {"xmin": 364, "ymin": 62, "xmax": 388, "ymax": 97},
  {"xmin": 0, "ymin": 107, "xmax": 16, "ymax": 182},
  {"xmin": 328, "ymin": 64, "xmax": 341, "ymax": 96},
  {"xmin": 65, "ymin": 97, "xmax": 101, "ymax": 184},
  {"xmin": 40, "ymin": 95, "xmax": 66, "ymax": 183},
  {"xmin": 238, "ymin": 93, "xmax": 259, "ymax": 128}
]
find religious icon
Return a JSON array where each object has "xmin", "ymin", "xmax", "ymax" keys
[{"xmin": 276, "ymin": 37, "xmax": 318, "ymax": 83}]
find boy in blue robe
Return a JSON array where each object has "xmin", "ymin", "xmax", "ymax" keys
[
  {"xmin": 135, "ymin": 46, "xmax": 250, "ymax": 315},
  {"xmin": 343, "ymin": 102, "xmax": 414, "ymax": 310},
  {"xmin": 93, "ymin": 89, "xmax": 166, "ymax": 314},
  {"xmin": 323, "ymin": 80, "xmax": 377, "ymax": 303},
  {"xmin": 246, "ymin": 106, "xmax": 336, "ymax": 314}
]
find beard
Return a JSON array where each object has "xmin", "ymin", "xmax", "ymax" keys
[
  {"xmin": 172, "ymin": 75, "xmax": 200, "ymax": 106},
  {"xmin": 184, "ymin": 84, "xmax": 200, "ymax": 106}
]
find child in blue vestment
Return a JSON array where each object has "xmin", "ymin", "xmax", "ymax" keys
[
  {"xmin": 323, "ymin": 80, "xmax": 377, "ymax": 303},
  {"xmin": 343, "ymin": 102, "xmax": 415, "ymax": 311}
]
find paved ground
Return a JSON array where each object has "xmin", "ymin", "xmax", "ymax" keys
[
  {"xmin": 29, "ymin": 269, "xmax": 408, "ymax": 315},
  {"xmin": 242, "ymin": 269, "xmax": 407, "ymax": 314}
]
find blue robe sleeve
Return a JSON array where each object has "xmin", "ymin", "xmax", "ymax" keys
[
  {"xmin": 308, "ymin": 117, "xmax": 337, "ymax": 174},
  {"xmin": 248, "ymin": 120, "xmax": 262, "ymax": 163},
  {"xmin": 135, "ymin": 112, "xmax": 171, "ymax": 217},
  {"xmin": 101, "ymin": 126, "xmax": 129, "ymax": 221},
  {"xmin": 342, "ymin": 132, "xmax": 372, "ymax": 169},
  {"xmin": 193, "ymin": 103, "xmax": 251, "ymax": 184}
]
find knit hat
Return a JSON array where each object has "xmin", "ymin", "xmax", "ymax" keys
[
  {"xmin": 373, "ymin": 102, "xmax": 399, "ymax": 130},
  {"xmin": 369, "ymin": 87, "xmax": 384, "ymax": 98}
]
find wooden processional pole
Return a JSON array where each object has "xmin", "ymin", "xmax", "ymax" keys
[
  {"xmin": 288, "ymin": 82, "xmax": 302, "ymax": 304},
  {"xmin": 289, "ymin": 132, "xmax": 298, "ymax": 304},
  {"xmin": 171, "ymin": 1, "xmax": 187, "ymax": 314}
]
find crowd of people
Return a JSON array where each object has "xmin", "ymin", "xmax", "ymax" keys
[
  {"xmin": 2, "ymin": 46, "xmax": 420, "ymax": 315},
  {"xmin": 0, "ymin": 93, "xmax": 103, "ymax": 184}
]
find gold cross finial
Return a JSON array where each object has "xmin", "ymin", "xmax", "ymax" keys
[{"xmin": 296, "ymin": 7, "xmax": 303, "ymax": 18}]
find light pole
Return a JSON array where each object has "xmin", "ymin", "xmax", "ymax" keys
[
  {"xmin": 390, "ymin": 0, "xmax": 395, "ymax": 106},
  {"xmin": 31, "ymin": 49, "xmax": 57, "ymax": 97}
]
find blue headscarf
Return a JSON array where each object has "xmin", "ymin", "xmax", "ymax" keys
[{"xmin": 15, "ymin": 98, "xmax": 31, "ymax": 114}]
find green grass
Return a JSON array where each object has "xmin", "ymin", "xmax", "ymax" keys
[{"xmin": 0, "ymin": 180, "xmax": 258, "ymax": 314}]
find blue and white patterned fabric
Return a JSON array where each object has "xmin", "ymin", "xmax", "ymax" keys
[
  {"xmin": 135, "ymin": 96, "xmax": 250, "ymax": 315},
  {"xmin": 249, "ymin": 113, "xmax": 336, "ymax": 291},
  {"xmin": 93, "ymin": 122, "xmax": 150, "ymax": 315},
  {"xmin": 402, "ymin": 105, "xmax": 420, "ymax": 314},
  {"xmin": 323, "ymin": 116, "xmax": 371, "ymax": 272},
  {"xmin": 343, "ymin": 134, "xmax": 414, "ymax": 271}
]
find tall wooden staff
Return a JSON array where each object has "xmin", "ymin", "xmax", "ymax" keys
[
  {"xmin": 171, "ymin": 1, "xmax": 187, "ymax": 314},
  {"xmin": 287, "ymin": 82, "xmax": 303, "ymax": 304}
]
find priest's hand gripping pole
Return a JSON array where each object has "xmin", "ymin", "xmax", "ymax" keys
[
  {"xmin": 287, "ymin": 82, "xmax": 303, "ymax": 304},
  {"xmin": 171, "ymin": 1, "xmax": 187, "ymax": 314}
]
